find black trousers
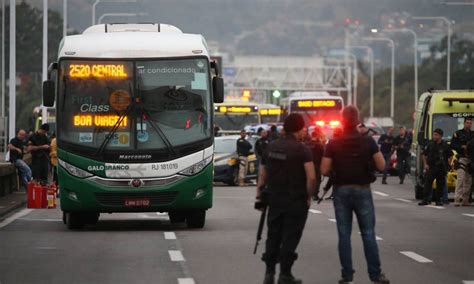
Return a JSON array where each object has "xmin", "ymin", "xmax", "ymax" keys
[
  {"xmin": 423, "ymin": 168, "xmax": 446, "ymax": 203},
  {"xmin": 32, "ymin": 159, "xmax": 49, "ymax": 183},
  {"xmin": 263, "ymin": 198, "xmax": 308, "ymax": 274}
]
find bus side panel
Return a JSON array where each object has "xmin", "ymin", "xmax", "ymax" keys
[{"xmin": 58, "ymin": 165, "xmax": 213, "ymax": 213}]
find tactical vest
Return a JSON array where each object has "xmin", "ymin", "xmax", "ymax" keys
[
  {"xmin": 266, "ymin": 137, "xmax": 307, "ymax": 199},
  {"xmin": 332, "ymin": 132, "xmax": 375, "ymax": 185},
  {"xmin": 426, "ymin": 141, "xmax": 449, "ymax": 171}
]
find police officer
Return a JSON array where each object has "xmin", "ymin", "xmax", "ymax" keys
[
  {"xmin": 237, "ymin": 130, "xmax": 253, "ymax": 186},
  {"xmin": 393, "ymin": 126, "xmax": 412, "ymax": 184},
  {"xmin": 255, "ymin": 130, "xmax": 270, "ymax": 165},
  {"xmin": 451, "ymin": 117, "xmax": 473, "ymax": 206},
  {"xmin": 378, "ymin": 127, "xmax": 394, "ymax": 184},
  {"xmin": 321, "ymin": 106, "xmax": 389, "ymax": 284},
  {"xmin": 419, "ymin": 128, "xmax": 453, "ymax": 206},
  {"xmin": 305, "ymin": 128, "xmax": 325, "ymax": 201},
  {"xmin": 28, "ymin": 123, "xmax": 51, "ymax": 183},
  {"xmin": 256, "ymin": 113, "xmax": 316, "ymax": 284}
]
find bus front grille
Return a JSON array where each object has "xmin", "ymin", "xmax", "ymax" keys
[{"xmin": 95, "ymin": 192, "xmax": 179, "ymax": 206}]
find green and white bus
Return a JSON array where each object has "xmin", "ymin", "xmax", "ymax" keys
[{"xmin": 43, "ymin": 23, "xmax": 224, "ymax": 229}]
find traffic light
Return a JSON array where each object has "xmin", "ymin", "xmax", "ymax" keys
[{"xmin": 272, "ymin": 89, "xmax": 281, "ymax": 98}]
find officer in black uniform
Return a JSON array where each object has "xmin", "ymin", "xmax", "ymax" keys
[
  {"xmin": 237, "ymin": 130, "xmax": 253, "ymax": 186},
  {"xmin": 256, "ymin": 113, "xmax": 316, "ymax": 284},
  {"xmin": 256, "ymin": 130, "xmax": 270, "ymax": 165},
  {"xmin": 451, "ymin": 117, "xmax": 473, "ymax": 206},
  {"xmin": 305, "ymin": 129, "xmax": 325, "ymax": 201},
  {"xmin": 419, "ymin": 128, "xmax": 453, "ymax": 206},
  {"xmin": 28, "ymin": 123, "xmax": 51, "ymax": 183}
]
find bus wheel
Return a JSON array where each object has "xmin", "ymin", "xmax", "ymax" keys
[
  {"xmin": 65, "ymin": 212, "xmax": 84, "ymax": 230},
  {"xmin": 62, "ymin": 212, "xmax": 66, "ymax": 224},
  {"xmin": 169, "ymin": 211, "xmax": 186, "ymax": 223},
  {"xmin": 415, "ymin": 185, "xmax": 424, "ymax": 200},
  {"xmin": 82, "ymin": 213, "xmax": 100, "ymax": 225},
  {"xmin": 186, "ymin": 210, "xmax": 206, "ymax": 228}
]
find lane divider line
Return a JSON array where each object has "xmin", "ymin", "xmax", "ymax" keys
[
  {"xmin": 0, "ymin": 209, "xmax": 33, "ymax": 229},
  {"xmin": 395, "ymin": 198, "xmax": 412, "ymax": 203},
  {"xmin": 373, "ymin": 191, "xmax": 389, "ymax": 197},
  {"xmin": 328, "ymin": 219, "xmax": 337, "ymax": 223},
  {"xmin": 18, "ymin": 218, "xmax": 62, "ymax": 222},
  {"xmin": 178, "ymin": 278, "xmax": 196, "ymax": 284},
  {"xmin": 462, "ymin": 281, "xmax": 474, "ymax": 284},
  {"xmin": 425, "ymin": 205, "xmax": 445, "ymax": 210},
  {"xmin": 309, "ymin": 209, "xmax": 322, "ymax": 214},
  {"xmin": 462, "ymin": 214, "xmax": 474, "ymax": 218},
  {"xmin": 358, "ymin": 232, "xmax": 383, "ymax": 241},
  {"xmin": 400, "ymin": 251, "xmax": 433, "ymax": 263},
  {"xmin": 169, "ymin": 250, "xmax": 185, "ymax": 262},
  {"xmin": 164, "ymin": 232, "xmax": 177, "ymax": 240}
]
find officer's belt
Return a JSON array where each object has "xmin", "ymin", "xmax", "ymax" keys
[{"xmin": 335, "ymin": 184, "xmax": 371, "ymax": 189}]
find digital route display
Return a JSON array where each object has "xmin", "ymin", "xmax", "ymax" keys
[{"xmin": 69, "ymin": 64, "xmax": 128, "ymax": 78}]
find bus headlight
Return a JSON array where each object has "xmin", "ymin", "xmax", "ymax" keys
[
  {"xmin": 179, "ymin": 155, "xmax": 213, "ymax": 176},
  {"xmin": 58, "ymin": 159, "xmax": 93, "ymax": 178}
]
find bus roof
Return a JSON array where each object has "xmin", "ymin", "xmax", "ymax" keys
[
  {"xmin": 59, "ymin": 24, "xmax": 209, "ymax": 59},
  {"xmin": 427, "ymin": 91, "xmax": 474, "ymax": 114}
]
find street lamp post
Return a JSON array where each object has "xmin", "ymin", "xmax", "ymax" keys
[
  {"xmin": 92, "ymin": 0, "xmax": 138, "ymax": 26},
  {"xmin": 363, "ymin": 37, "xmax": 395, "ymax": 118},
  {"xmin": 374, "ymin": 28, "xmax": 418, "ymax": 109},
  {"xmin": 98, "ymin": 12, "xmax": 138, "ymax": 24},
  {"xmin": 63, "ymin": 0, "xmax": 67, "ymax": 38},
  {"xmin": 412, "ymin": 16, "xmax": 451, "ymax": 90},
  {"xmin": 327, "ymin": 52, "xmax": 358, "ymax": 107},
  {"xmin": 42, "ymin": 0, "xmax": 48, "ymax": 121},
  {"xmin": 8, "ymin": 0, "xmax": 15, "ymax": 141},
  {"xmin": 348, "ymin": 45, "xmax": 374, "ymax": 117}
]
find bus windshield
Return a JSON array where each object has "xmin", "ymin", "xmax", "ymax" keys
[
  {"xmin": 57, "ymin": 59, "xmax": 211, "ymax": 154},
  {"xmin": 432, "ymin": 113, "xmax": 474, "ymax": 140}
]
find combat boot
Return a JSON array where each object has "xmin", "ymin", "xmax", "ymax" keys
[
  {"xmin": 373, "ymin": 273, "xmax": 390, "ymax": 284},
  {"xmin": 453, "ymin": 198, "xmax": 461, "ymax": 207},
  {"xmin": 277, "ymin": 274, "xmax": 302, "ymax": 284}
]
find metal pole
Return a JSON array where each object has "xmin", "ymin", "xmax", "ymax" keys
[
  {"xmin": 42, "ymin": 0, "xmax": 48, "ymax": 122},
  {"xmin": 369, "ymin": 48, "xmax": 374, "ymax": 117},
  {"xmin": 92, "ymin": 0, "xmax": 100, "ymax": 26},
  {"xmin": 1, "ymin": 0, "xmax": 4, "ymax": 119},
  {"xmin": 412, "ymin": 16, "xmax": 451, "ymax": 90},
  {"xmin": 344, "ymin": 27, "xmax": 351, "ymax": 105},
  {"xmin": 98, "ymin": 12, "xmax": 137, "ymax": 24},
  {"xmin": 63, "ymin": 0, "xmax": 67, "ymax": 38},
  {"xmin": 8, "ymin": 0, "xmax": 15, "ymax": 141}
]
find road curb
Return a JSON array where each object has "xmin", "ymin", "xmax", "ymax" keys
[{"xmin": 0, "ymin": 197, "xmax": 27, "ymax": 222}]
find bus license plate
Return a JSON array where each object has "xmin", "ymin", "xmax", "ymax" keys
[{"xmin": 124, "ymin": 199, "xmax": 151, "ymax": 207}]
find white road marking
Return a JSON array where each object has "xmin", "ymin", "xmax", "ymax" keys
[
  {"xmin": 0, "ymin": 206, "xmax": 5, "ymax": 209},
  {"xmin": 373, "ymin": 191, "xmax": 389, "ymax": 197},
  {"xmin": 462, "ymin": 281, "xmax": 474, "ymax": 284},
  {"xmin": 156, "ymin": 212, "xmax": 168, "ymax": 216},
  {"xmin": 164, "ymin": 232, "xmax": 177, "ymax": 240},
  {"xmin": 36, "ymin": 247, "xmax": 57, "ymax": 250},
  {"xmin": 426, "ymin": 205, "xmax": 445, "ymax": 210},
  {"xmin": 462, "ymin": 214, "xmax": 474, "ymax": 218},
  {"xmin": 400, "ymin": 251, "xmax": 433, "ymax": 263},
  {"xmin": 328, "ymin": 218, "xmax": 337, "ymax": 223},
  {"xmin": 178, "ymin": 278, "xmax": 195, "ymax": 284},
  {"xmin": 19, "ymin": 218, "xmax": 62, "ymax": 222},
  {"xmin": 358, "ymin": 232, "xmax": 383, "ymax": 240},
  {"xmin": 309, "ymin": 209, "xmax": 322, "ymax": 214},
  {"xmin": 395, "ymin": 198, "xmax": 412, "ymax": 203},
  {"xmin": 0, "ymin": 209, "xmax": 33, "ymax": 229},
  {"xmin": 169, "ymin": 250, "xmax": 185, "ymax": 262}
]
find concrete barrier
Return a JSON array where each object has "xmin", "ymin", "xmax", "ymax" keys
[{"xmin": 0, "ymin": 162, "xmax": 18, "ymax": 196}]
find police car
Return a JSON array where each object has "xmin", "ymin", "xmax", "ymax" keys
[{"xmin": 213, "ymin": 135, "xmax": 259, "ymax": 185}]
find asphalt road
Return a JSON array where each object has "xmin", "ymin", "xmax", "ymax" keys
[{"xmin": 0, "ymin": 176, "xmax": 473, "ymax": 284}]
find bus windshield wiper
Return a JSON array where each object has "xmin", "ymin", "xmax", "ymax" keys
[{"xmin": 95, "ymin": 105, "xmax": 133, "ymax": 156}]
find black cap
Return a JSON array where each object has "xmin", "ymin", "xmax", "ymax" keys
[
  {"xmin": 40, "ymin": 123, "xmax": 49, "ymax": 131},
  {"xmin": 284, "ymin": 113, "xmax": 305, "ymax": 133},
  {"xmin": 433, "ymin": 128, "xmax": 443, "ymax": 136}
]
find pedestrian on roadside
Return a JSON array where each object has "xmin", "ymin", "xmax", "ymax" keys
[
  {"xmin": 321, "ymin": 105, "xmax": 389, "ymax": 284},
  {"xmin": 237, "ymin": 130, "xmax": 252, "ymax": 186},
  {"xmin": 256, "ymin": 113, "xmax": 315, "ymax": 284},
  {"xmin": 419, "ymin": 128, "xmax": 453, "ymax": 206},
  {"xmin": 7, "ymin": 129, "xmax": 32, "ymax": 190},
  {"xmin": 27, "ymin": 123, "xmax": 51, "ymax": 183},
  {"xmin": 451, "ymin": 117, "xmax": 473, "ymax": 206},
  {"xmin": 378, "ymin": 127, "xmax": 394, "ymax": 184},
  {"xmin": 305, "ymin": 128, "xmax": 325, "ymax": 201},
  {"xmin": 269, "ymin": 125, "xmax": 280, "ymax": 141},
  {"xmin": 393, "ymin": 126, "xmax": 412, "ymax": 184}
]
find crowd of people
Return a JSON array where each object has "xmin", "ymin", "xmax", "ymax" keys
[{"xmin": 7, "ymin": 123, "xmax": 57, "ymax": 190}]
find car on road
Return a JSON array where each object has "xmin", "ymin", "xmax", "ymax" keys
[{"xmin": 213, "ymin": 135, "xmax": 259, "ymax": 185}]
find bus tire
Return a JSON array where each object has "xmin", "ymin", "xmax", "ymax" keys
[
  {"xmin": 65, "ymin": 212, "xmax": 85, "ymax": 230},
  {"xmin": 82, "ymin": 213, "xmax": 100, "ymax": 225},
  {"xmin": 415, "ymin": 185, "xmax": 424, "ymax": 200},
  {"xmin": 169, "ymin": 211, "xmax": 186, "ymax": 223},
  {"xmin": 186, "ymin": 210, "xmax": 206, "ymax": 228}
]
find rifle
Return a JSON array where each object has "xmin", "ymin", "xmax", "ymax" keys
[{"xmin": 253, "ymin": 203, "xmax": 267, "ymax": 254}]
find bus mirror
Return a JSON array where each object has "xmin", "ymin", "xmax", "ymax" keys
[
  {"xmin": 213, "ymin": 77, "xmax": 224, "ymax": 103},
  {"xmin": 417, "ymin": 131, "xmax": 427, "ymax": 146},
  {"xmin": 42, "ymin": 80, "xmax": 55, "ymax": 107}
]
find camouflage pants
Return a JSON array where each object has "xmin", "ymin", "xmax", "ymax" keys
[
  {"xmin": 238, "ymin": 156, "xmax": 249, "ymax": 181},
  {"xmin": 455, "ymin": 157, "xmax": 472, "ymax": 203}
]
